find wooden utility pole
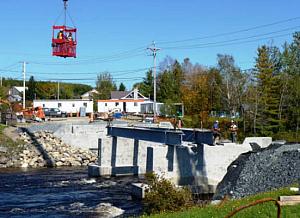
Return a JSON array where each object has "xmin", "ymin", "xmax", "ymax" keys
[
  {"xmin": 22, "ymin": 61, "xmax": 26, "ymax": 109},
  {"xmin": 147, "ymin": 41, "xmax": 160, "ymax": 119}
]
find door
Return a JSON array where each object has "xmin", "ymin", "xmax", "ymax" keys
[{"xmin": 123, "ymin": 102, "xmax": 126, "ymax": 112}]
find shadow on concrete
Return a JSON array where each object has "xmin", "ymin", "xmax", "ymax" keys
[
  {"xmin": 20, "ymin": 128, "xmax": 55, "ymax": 167},
  {"xmin": 166, "ymin": 146, "xmax": 174, "ymax": 172},
  {"xmin": 174, "ymin": 144, "xmax": 208, "ymax": 186},
  {"xmin": 146, "ymin": 147, "xmax": 154, "ymax": 173},
  {"xmin": 110, "ymin": 137, "xmax": 140, "ymax": 176}
]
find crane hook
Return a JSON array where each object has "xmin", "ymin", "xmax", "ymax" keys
[{"xmin": 63, "ymin": 0, "xmax": 68, "ymax": 10}]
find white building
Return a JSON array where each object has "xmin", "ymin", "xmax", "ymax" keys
[
  {"xmin": 33, "ymin": 99, "xmax": 93, "ymax": 115},
  {"xmin": 8, "ymin": 86, "xmax": 28, "ymax": 102},
  {"xmin": 81, "ymin": 89, "xmax": 99, "ymax": 100},
  {"xmin": 97, "ymin": 89, "xmax": 149, "ymax": 113}
]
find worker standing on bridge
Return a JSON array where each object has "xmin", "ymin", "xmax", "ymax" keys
[{"xmin": 229, "ymin": 120, "xmax": 238, "ymax": 143}]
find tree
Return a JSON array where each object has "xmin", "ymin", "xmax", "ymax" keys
[
  {"xmin": 133, "ymin": 70, "xmax": 153, "ymax": 99},
  {"xmin": 96, "ymin": 72, "xmax": 116, "ymax": 100},
  {"xmin": 281, "ymin": 32, "xmax": 300, "ymax": 138},
  {"xmin": 118, "ymin": 82, "xmax": 126, "ymax": 91},
  {"xmin": 182, "ymin": 58, "xmax": 193, "ymax": 74},
  {"xmin": 255, "ymin": 45, "xmax": 282, "ymax": 135},
  {"xmin": 207, "ymin": 67, "xmax": 223, "ymax": 112},
  {"xmin": 217, "ymin": 54, "xmax": 245, "ymax": 115},
  {"xmin": 26, "ymin": 76, "xmax": 36, "ymax": 101},
  {"xmin": 157, "ymin": 60, "xmax": 184, "ymax": 103}
]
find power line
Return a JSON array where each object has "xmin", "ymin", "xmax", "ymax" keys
[
  {"xmin": 157, "ymin": 16, "xmax": 300, "ymax": 45},
  {"xmin": 0, "ymin": 67, "xmax": 152, "ymax": 77},
  {"xmin": 162, "ymin": 32, "xmax": 294, "ymax": 50},
  {"xmin": 29, "ymin": 47, "xmax": 147, "ymax": 66},
  {"xmin": 36, "ymin": 76, "xmax": 144, "ymax": 80},
  {"xmin": 162, "ymin": 26, "xmax": 300, "ymax": 49}
]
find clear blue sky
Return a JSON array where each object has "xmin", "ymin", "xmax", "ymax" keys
[{"xmin": 0, "ymin": 0, "xmax": 299, "ymax": 89}]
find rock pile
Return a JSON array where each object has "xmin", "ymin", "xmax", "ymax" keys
[
  {"xmin": 0, "ymin": 146, "xmax": 22, "ymax": 168},
  {"xmin": 213, "ymin": 143, "xmax": 300, "ymax": 200},
  {"xmin": 0, "ymin": 131, "xmax": 97, "ymax": 168}
]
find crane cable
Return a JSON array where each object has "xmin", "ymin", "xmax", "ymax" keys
[
  {"xmin": 63, "ymin": 0, "xmax": 67, "ymax": 26},
  {"xmin": 53, "ymin": 0, "xmax": 75, "ymax": 27}
]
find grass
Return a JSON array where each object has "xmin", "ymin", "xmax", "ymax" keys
[
  {"xmin": 145, "ymin": 187, "xmax": 300, "ymax": 218},
  {"xmin": 0, "ymin": 124, "xmax": 22, "ymax": 152}
]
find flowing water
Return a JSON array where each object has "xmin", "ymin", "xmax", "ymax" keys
[{"xmin": 0, "ymin": 167, "xmax": 143, "ymax": 217}]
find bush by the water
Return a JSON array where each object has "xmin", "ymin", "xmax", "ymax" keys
[{"xmin": 143, "ymin": 172, "xmax": 193, "ymax": 214}]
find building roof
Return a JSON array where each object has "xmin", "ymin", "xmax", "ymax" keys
[
  {"xmin": 98, "ymin": 99, "xmax": 145, "ymax": 102},
  {"xmin": 81, "ymin": 89, "xmax": 99, "ymax": 97},
  {"xmin": 110, "ymin": 91, "xmax": 130, "ymax": 99},
  {"xmin": 34, "ymin": 99, "xmax": 93, "ymax": 102},
  {"xmin": 12, "ymin": 86, "xmax": 28, "ymax": 93}
]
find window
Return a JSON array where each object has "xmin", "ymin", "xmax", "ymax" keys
[
  {"xmin": 105, "ymin": 103, "xmax": 107, "ymax": 107},
  {"xmin": 134, "ymin": 102, "xmax": 138, "ymax": 107},
  {"xmin": 58, "ymin": 103, "xmax": 62, "ymax": 107},
  {"xmin": 83, "ymin": 103, "xmax": 87, "ymax": 107},
  {"xmin": 115, "ymin": 102, "xmax": 119, "ymax": 106},
  {"xmin": 42, "ymin": 104, "xmax": 45, "ymax": 107},
  {"xmin": 72, "ymin": 103, "xmax": 75, "ymax": 107}
]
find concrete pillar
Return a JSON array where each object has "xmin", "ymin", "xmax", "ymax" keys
[
  {"xmin": 98, "ymin": 138, "xmax": 102, "ymax": 166},
  {"xmin": 133, "ymin": 139, "xmax": 139, "ymax": 166},
  {"xmin": 133, "ymin": 139, "xmax": 139, "ymax": 175},
  {"xmin": 111, "ymin": 136, "xmax": 117, "ymax": 167}
]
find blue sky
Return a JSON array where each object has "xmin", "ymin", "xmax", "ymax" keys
[{"xmin": 0, "ymin": 0, "xmax": 299, "ymax": 89}]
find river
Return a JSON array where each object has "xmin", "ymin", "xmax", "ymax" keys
[{"xmin": 0, "ymin": 167, "xmax": 143, "ymax": 217}]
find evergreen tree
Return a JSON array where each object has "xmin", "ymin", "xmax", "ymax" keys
[
  {"xmin": 282, "ymin": 32, "xmax": 300, "ymax": 136},
  {"xmin": 255, "ymin": 45, "xmax": 282, "ymax": 135},
  {"xmin": 157, "ymin": 60, "xmax": 184, "ymax": 103},
  {"xmin": 118, "ymin": 82, "xmax": 126, "ymax": 91},
  {"xmin": 26, "ymin": 76, "xmax": 36, "ymax": 101},
  {"xmin": 133, "ymin": 70, "xmax": 153, "ymax": 99}
]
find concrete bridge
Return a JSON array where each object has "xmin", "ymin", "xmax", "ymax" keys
[{"xmin": 24, "ymin": 121, "xmax": 272, "ymax": 193}]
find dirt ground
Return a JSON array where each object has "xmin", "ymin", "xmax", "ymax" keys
[{"xmin": 3, "ymin": 126, "xmax": 19, "ymax": 142}]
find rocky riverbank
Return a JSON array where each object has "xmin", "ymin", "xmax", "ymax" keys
[{"xmin": 0, "ymin": 130, "xmax": 97, "ymax": 168}]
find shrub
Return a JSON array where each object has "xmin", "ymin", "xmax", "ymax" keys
[{"xmin": 143, "ymin": 172, "xmax": 193, "ymax": 214}]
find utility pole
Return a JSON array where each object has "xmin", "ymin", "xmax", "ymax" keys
[
  {"xmin": 57, "ymin": 81, "xmax": 60, "ymax": 100},
  {"xmin": 147, "ymin": 41, "xmax": 160, "ymax": 120},
  {"xmin": 22, "ymin": 61, "xmax": 26, "ymax": 109}
]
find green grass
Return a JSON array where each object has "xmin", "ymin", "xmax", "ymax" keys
[
  {"xmin": 0, "ymin": 124, "xmax": 22, "ymax": 151},
  {"xmin": 145, "ymin": 187, "xmax": 300, "ymax": 218}
]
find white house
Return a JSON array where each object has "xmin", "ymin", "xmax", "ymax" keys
[
  {"xmin": 8, "ymin": 86, "xmax": 28, "ymax": 102},
  {"xmin": 33, "ymin": 99, "xmax": 93, "ymax": 115},
  {"xmin": 97, "ymin": 89, "xmax": 150, "ymax": 113},
  {"xmin": 81, "ymin": 89, "xmax": 99, "ymax": 100}
]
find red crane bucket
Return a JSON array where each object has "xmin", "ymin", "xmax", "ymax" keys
[{"xmin": 52, "ymin": 25, "xmax": 77, "ymax": 58}]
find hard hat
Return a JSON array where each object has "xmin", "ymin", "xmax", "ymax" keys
[
  {"xmin": 216, "ymin": 120, "xmax": 219, "ymax": 123},
  {"xmin": 231, "ymin": 120, "xmax": 234, "ymax": 123}
]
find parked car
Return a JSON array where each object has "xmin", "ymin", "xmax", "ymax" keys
[{"xmin": 43, "ymin": 108, "xmax": 67, "ymax": 117}]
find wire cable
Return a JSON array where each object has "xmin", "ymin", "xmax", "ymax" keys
[
  {"xmin": 162, "ymin": 32, "xmax": 294, "ymax": 50},
  {"xmin": 157, "ymin": 16, "xmax": 300, "ymax": 45}
]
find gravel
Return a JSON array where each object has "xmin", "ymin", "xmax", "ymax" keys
[{"xmin": 213, "ymin": 143, "xmax": 300, "ymax": 199}]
